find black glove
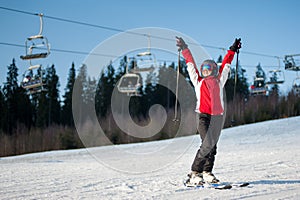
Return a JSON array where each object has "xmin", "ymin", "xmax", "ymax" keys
[
  {"xmin": 230, "ymin": 38, "xmax": 242, "ymax": 52},
  {"xmin": 176, "ymin": 36, "xmax": 188, "ymax": 51}
]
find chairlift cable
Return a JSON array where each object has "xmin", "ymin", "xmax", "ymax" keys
[
  {"xmin": 0, "ymin": 6, "xmax": 284, "ymax": 60},
  {"xmin": 0, "ymin": 42, "xmax": 117, "ymax": 58},
  {"xmin": 0, "ymin": 41, "xmax": 286, "ymax": 69}
]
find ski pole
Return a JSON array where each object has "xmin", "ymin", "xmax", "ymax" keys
[
  {"xmin": 232, "ymin": 49, "xmax": 239, "ymax": 125},
  {"xmin": 173, "ymin": 49, "xmax": 180, "ymax": 122},
  {"xmin": 233, "ymin": 49, "xmax": 239, "ymax": 101}
]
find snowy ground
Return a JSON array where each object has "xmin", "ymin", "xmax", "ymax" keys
[{"xmin": 1, "ymin": 117, "xmax": 300, "ymax": 199}]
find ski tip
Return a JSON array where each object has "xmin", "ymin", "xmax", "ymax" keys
[
  {"xmin": 239, "ymin": 182, "xmax": 250, "ymax": 187},
  {"xmin": 215, "ymin": 184, "xmax": 232, "ymax": 190}
]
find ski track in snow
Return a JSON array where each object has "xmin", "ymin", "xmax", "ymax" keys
[{"xmin": 1, "ymin": 117, "xmax": 300, "ymax": 199}]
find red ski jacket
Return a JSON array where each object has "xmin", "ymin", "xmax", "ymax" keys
[{"xmin": 182, "ymin": 48, "xmax": 235, "ymax": 115}]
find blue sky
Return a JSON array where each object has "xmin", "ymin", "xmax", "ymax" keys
[{"xmin": 0, "ymin": 0, "xmax": 300, "ymax": 95}]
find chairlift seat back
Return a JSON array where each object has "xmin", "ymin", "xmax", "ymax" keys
[{"xmin": 117, "ymin": 74, "xmax": 141, "ymax": 96}]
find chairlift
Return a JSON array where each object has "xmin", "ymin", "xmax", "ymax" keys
[
  {"xmin": 137, "ymin": 51, "xmax": 152, "ymax": 57},
  {"xmin": 20, "ymin": 13, "xmax": 50, "ymax": 60},
  {"xmin": 292, "ymin": 74, "xmax": 300, "ymax": 95},
  {"xmin": 130, "ymin": 35, "xmax": 157, "ymax": 73},
  {"xmin": 266, "ymin": 59, "xmax": 285, "ymax": 85},
  {"xmin": 250, "ymin": 64, "xmax": 268, "ymax": 96},
  {"xmin": 265, "ymin": 57, "xmax": 285, "ymax": 84},
  {"xmin": 21, "ymin": 64, "xmax": 46, "ymax": 94},
  {"xmin": 266, "ymin": 69, "xmax": 284, "ymax": 84},
  {"xmin": 117, "ymin": 73, "xmax": 141, "ymax": 96},
  {"xmin": 250, "ymin": 77, "xmax": 268, "ymax": 96},
  {"xmin": 129, "ymin": 51, "xmax": 156, "ymax": 73},
  {"xmin": 284, "ymin": 54, "xmax": 300, "ymax": 71}
]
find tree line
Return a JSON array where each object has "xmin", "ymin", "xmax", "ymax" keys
[{"xmin": 1, "ymin": 55, "xmax": 300, "ymax": 157}]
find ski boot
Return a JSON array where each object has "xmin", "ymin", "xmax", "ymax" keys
[
  {"xmin": 185, "ymin": 171, "xmax": 204, "ymax": 187},
  {"xmin": 203, "ymin": 171, "xmax": 220, "ymax": 184}
]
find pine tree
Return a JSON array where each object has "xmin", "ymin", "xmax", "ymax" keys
[
  {"xmin": 95, "ymin": 71, "xmax": 108, "ymax": 117},
  {"xmin": 0, "ymin": 87, "xmax": 5, "ymax": 133},
  {"xmin": 142, "ymin": 69, "xmax": 158, "ymax": 118},
  {"xmin": 236, "ymin": 63, "xmax": 249, "ymax": 99},
  {"xmin": 32, "ymin": 65, "xmax": 48, "ymax": 128},
  {"xmin": 15, "ymin": 87, "xmax": 33, "ymax": 129},
  {"xmin": 155, "ymin": 63, "xmax": 170, "ymax": 109},
  {"xmin": 85, "ymin": 76, "xmax": 97, "ymax": 110},
  {"xmin": 76, "ymin": 64, "xmax": 88, "ymax": 100},
  {"xmin": 62, "ymin": 62, "xmax": 76, "ymax": 126},
  {"xmin": 167, "ymin": 62, "xmax": 176, "ymax": 109},
  {"xmin": 225, "ymin": 61, "xmax": 249, "ymax": 101},
  {"xmin": 36, "ymin": 91, "xmax": 48, "ymax": 128},
  {"xmin": 1, "ymin": 59, "xmax": 32, "ymax": 134},
  {"xmin": 72, "ymin": 64, "xmax": 89, "ymax": 125},
  {"xmin": 255, "ymin": 63, "xmax": 266, "ymax": 79},
  {"xmin": 3, "ymin": 59, "xmax": 19, "ymax": 134},
  {"xmin": 179, "ymin": 58, "xmax": 190, "ymax": 84},
  {"xmin": 35, "ymin": 64, "xmax": 61, "ymax": 127},
  {"xmin": 269, "ymin": 72, "xmax": 280, "ymax": 96},
  {"xmin": 115, "ymin": 56, "xmax": 127, "ymax": 82},
  {"xmin": 95, "ymin": 61, "xmax": 116, "ymax": 117},
  {"xmin": 46, "ymin": 64, "xmax": 61, "ymax": 125}
]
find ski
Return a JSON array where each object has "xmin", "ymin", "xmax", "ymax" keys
[
  {"xmin": 213, "ymin": 182, "xmax": 250, "ymax": 190},
  {"xmin": 214, "ymin": 182, "xmax": 249, "ymax": 190},
  {"xmin": 234, "ymin": 182, "xmax": 250, "ymax": 187},
  {"xmin": 214, "ymin": 184, "xmax": 232, "ymax": 190},
  {"xmin": 170, "ymin": 178, "xmax": 250, "ymax": 192},
  {"xmin": 174, "ymin": 181, "xmax": 250, "ymax": 192}
]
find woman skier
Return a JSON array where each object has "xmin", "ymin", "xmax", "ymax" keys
[{"xmin": 176, "ymin": 37, "xmax": 241, "ymax": 186}]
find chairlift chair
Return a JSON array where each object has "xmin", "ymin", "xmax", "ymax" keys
[
  {"xmin": 20, "ymin": 35, "xmax": 50, "ymax": 60},
  {"xmin": 20, "ymin": 13, "xmax": 50, "ymax": 60},
  {"xmin": 284, "ymin": 54, "xmax": 300, "ymax": 71},
  {"xmin": 250, "ymin": 77, "xmax": 268, "ymax": 96},
  {"xmin": 129, "ymin": 51, "xmax": 156, "ymax": 73},
  {"xmin": 266, "ymin": 69, "xmax": 285, "ymax": 84},
  {"xmin": 292, "ymin": 76, "xmax": 300, "ymax": 95},
  {"xmin": 117, "ymin": 73, "xmax": 141, "ymax": 96},
  {"xmin": 129, "ymin": 34, "xmax": 157, "ymax": 73},
  {"xmin": 21, "ymin": 64, "xmax": 46, "ymax": 94}
]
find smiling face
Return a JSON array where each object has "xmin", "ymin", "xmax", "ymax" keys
[
  {"xmin": 201, "ymin": 69, "xmax": 212, "ymax": 77},
  {"xmin": 200, "ymin": 60, "xmax": 218, "ymax": 78},
  {"xmin": 200, "ymin": 64, "xmax": 214, "ymax": 78}
]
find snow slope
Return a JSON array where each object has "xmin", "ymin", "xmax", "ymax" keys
[{"xmin": 1, "ymin": 117, "xmax": 300, "ymax": 199}]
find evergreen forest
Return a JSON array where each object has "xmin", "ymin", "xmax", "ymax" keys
[{"xmin": 1, "ymin": 55, "xmax": 300, "ymax": 157}]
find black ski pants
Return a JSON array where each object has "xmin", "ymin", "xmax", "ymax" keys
[{"xmin": 191, "ymin": 113, "xmax": 224, "ymax": 173}]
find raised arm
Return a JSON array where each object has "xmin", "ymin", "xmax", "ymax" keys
[
  {"xmin": 182, "ymin": 48, "xmax": 202, "ymax": 86},
  {"xmin": 176, "ymin": 37, "xmax": 202, "ymax": 86},
  {"xmin": 219, "ymin": 38, "xmax": 242, "ymax": 75}
]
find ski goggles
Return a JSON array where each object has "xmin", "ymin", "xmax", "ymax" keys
[{"xmin": 201, "ymin": 64, "xmax": 213, "ymax": 71}]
